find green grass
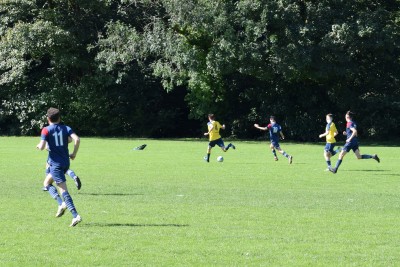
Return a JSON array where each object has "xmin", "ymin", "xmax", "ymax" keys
[{"xmin": 1, "ymin": 137, "xmax": 399, "ymax": 266}]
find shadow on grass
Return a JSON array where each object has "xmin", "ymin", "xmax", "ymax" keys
[
  {"xmin": 346, "ymin": 169, "xmax": 389, "ymax": 172},
  {"xmin": 78, "ymin": 193, "xmax": 144, "ymax": 196},
  {"xmin": 84, "ymin": 222, "xmax": 189, "ymax": 228}
]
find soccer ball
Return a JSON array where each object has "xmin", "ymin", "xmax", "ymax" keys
[{"xmin": 217, "ymin": 156, "xmax": 224, "ymax": 162}]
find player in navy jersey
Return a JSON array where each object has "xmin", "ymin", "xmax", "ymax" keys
[
  {"xmin": 36, "ymin": 108, "xmax": 82, "ymax": 227},
  {"xmin": 254, "ymin": 115, "xmax": 293, "ymax": 164},
  {"xmin": 329, "ymin": 111, "xmax": 380, "ymax": 174}
]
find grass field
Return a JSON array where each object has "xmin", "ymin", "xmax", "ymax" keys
[{"xmin": 0, "ymin": 137, "xmax": 399, "ymax": 266}]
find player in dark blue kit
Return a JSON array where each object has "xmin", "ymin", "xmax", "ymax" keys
[
  {"xmin": 329, "ymin": 111, "xmax": 380, "ymax": 174},
  {"xmin": 254, "ymin": 115, "xmax": 293, "ymax": 164},
  {"xmin": 36, "ymin": 108, "xmax": 82, "ymax": 227}
]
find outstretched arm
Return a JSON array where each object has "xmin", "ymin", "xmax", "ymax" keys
[{"xmin": 254, "ymin": 124, "xmax": 268, "ymax": 131}]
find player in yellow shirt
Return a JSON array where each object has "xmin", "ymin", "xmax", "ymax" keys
[
  {"xmin": 318, "ymin": 114, "xmax": 341, "ymax": 170},
  {"xmin": 203, "ymin": 114, "xmax": 235, "ymax": 162}
]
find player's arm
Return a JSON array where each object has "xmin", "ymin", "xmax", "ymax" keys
[
  {"xmin": 204, "ymin": 124, "xmax": 214, "ymax": 136},
  {"xmin": 69, "ymin": 133, "xmax": 80, "ymax": 160},
  {"xmin": 221, "ymin": 124, "xmax": 226, "ymax": 130},
  {"xmin": 36, "ymin": 140, "xmax": 47, "ymax": 150},
  {"xmin": 319, "ymin": 130, "xmax": 329, "ymax": 138},
  {"xmin": 346, "ymin": 127, "xmax": 357, "ymax": 143},
  {"xmin": 254, "ymin": 124, "xmax": 268, "ymax": 131},
  {"xmin": 280, "ymin": 131, "xmax": 285, "ymax": 140}
]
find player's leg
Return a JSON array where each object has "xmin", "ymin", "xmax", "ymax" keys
[
  {"xmin": 324, "ymin": 144, "xmax": 332, "ymax": 168},
  {"xmin": 330, "ymin": 145, "xmax": 349, "ymax": 173},
  {"xmin": 66, "ymin": 169, "xmax": 81, "ymax": 190},
  {"xmin": 331, "ymin": 144, "xmax": 341, "ymax": 156},
  {"xmin": 219, "ymin": 139, "xmax": 235, "ymax": 152},
  {"xmin": 57, "ymin": 181, "xmax": 82, "ymax": 227},
  {"xmin": 270, "ymin": 143, "xmax": 278, "ymax": 161},
  {"xmin": 324, "ymin": 151, "xmax": 331, "ymax": 169},
  {"xmin": 276, "ymin": 145, "xmax": 293, "ymax": 164},
  {"xmin": 204, "ymin": 144, "xmax": 213, "ymax": 162},
  {"xmin": 355, "ymin": 148, "xmax": 380, "ymax": 162},
  {"xmin": 223, "ymin": 139, "xmax": 235, "ymax": 151},
  {"xmin": 43, "ymin": 173, "xmax": 64, "ymax": 212}
]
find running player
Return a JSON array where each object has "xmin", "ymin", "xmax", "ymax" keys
[
  {"xmin": 318, "ymin": 113, "xmax": 341, "ymax": 170},
  {"xmin": 329, "ymin": 111, "xmax": 380, "ymax": 174},
  {"xmin": 36, "ymin": 107, "xmax": 82, "ymax": 227},
  {"xmin": 203, "ymin": 114, "xmax": 235, "ymax": 162},
  {"xmin": 254, "ymin": 115, "xmax": 293, "ymax": 164}
]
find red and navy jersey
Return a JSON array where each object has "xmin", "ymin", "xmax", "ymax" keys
[
  {"xmin": 267, "ymin": 123, "xmax": 281, "ymax": 142},
  {"xmin": 346, "ymin": 121, "xmax": 358, "ymax": 143},
  {"xmin": 41, "ymin": 124, "xmax": 74, "ymax": 167}
]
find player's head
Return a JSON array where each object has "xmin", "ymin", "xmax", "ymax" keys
[
  {"xmin": 326, "ymin": 114, "xmax": 333, "ymax": 123},
  {"xmin": 208, "ymin": 114, "xmax": 215, "ymax": 121},
  {"xmin": 269, "ymin": 115, "xmax": 276, "ymax": 123},
  {"xmin": 345, "ymin": 110, "xmax": 354, "ymax": 122},
  {"xmin": 47, "ymin": 107, "xmax": 61, "ymax": 123}
]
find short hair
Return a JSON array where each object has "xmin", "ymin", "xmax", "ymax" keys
[
  {"xmin": 346, "ymin": 110, "xmax": 355, "ymax": 119},
  {"xmin": 208, "ymin": 114, "xmax": 215, "ymax": 120},
  {"xmin": 270, "ymin": 115, "xmax": 276, "ymax": 120},
  {"xmin": 326, "ymin": 113, "xmax": 333, "ymax": 118},
  {"xmin": 47, "ymin": 107, "xmax": 61, "ymax": 123}
]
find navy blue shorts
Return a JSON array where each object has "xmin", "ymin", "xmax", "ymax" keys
[
  {"xmin": 324, "ymin": 143, "xmax": 336, "ymax": 154},
  {"xmin": 49, "ymin": 164, "xmax": 69, "ymax": 184},
  {"xmin": 209, "ymin": 138, "xmax": 225, "ymax": 148},
  {"xmin": 343, "ymin": 142, "xmax": 359, "ymax": 153},
  {"xmin": 271, "ymin": 140, "xmax": 280, "ymax": 149}
]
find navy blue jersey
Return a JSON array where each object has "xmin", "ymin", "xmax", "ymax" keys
[
  {"xmin": 346, "ymin": 121, "xmax": 358, "ymax": 143},
  {"xmin": 267, "ymin": 123, "xmax": 281, "ymax": 142},
  {"xmin": 41, "ymin": 124, "xmax": 74, "ymax": 167}
]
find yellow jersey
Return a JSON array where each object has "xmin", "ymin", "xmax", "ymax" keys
[
  {"xmin": 326, "ymin": 122, "xmax": 337, "ymax": 143},
  {"xmin": 207, "ymin": 121, "xmax": 222, "ymax": 141}
]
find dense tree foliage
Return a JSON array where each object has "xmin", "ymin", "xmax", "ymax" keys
[{"xmin": 1, "ymin": 0, "xmax": 399, "ymax": 140}]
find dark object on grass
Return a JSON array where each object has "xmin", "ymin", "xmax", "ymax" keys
[{"xmin": 133, "ymin": 144, "xmax": 147, "ymax": 150}]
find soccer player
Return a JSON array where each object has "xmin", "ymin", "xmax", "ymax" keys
[
  {"xmin": 254, "ymin": 115, "xmax": 293, "ymax": 164},
  {"xmin": 203, "ymin": 114, "xmax": 235, "ymax": 162},
  {"xmin": 36, "ymin": 107, "xmax": 82, "ymax": 227},
  {"xmin": 329, "ymin": 111, "xmax": 380, "ymax": 174},
  {"xmin": 318, "ymin": 113, "xmax": 341, "ymax": 170}
]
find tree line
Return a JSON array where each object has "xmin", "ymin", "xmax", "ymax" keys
[{"xmin": 0, "ymin": 0, "xmax": 399, "ymax": 141}]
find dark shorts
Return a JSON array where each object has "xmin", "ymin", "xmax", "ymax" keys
[
  {"xmin": 343, "ymin": 142, "xmax": 359, "ymax": 153},
  {"xmin": 324, "ymin": 143, "xmax": 336, "ymax": 154},
  {"xmin": 209, "ymin": 138, "xmax": 225, "ymax": 148},
  {"xmin": 271, "ymin": 140, "xmax": 280, "ymax": 149},
  {"xmin": 49, "ymin": 164, "xmax": 69, "ymax": 184}
]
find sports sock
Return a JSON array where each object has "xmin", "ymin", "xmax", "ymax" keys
[
  {"xmin": 327, "ymin": 160, "xmax": 331, "ymax": 167},
  {"xmin": 282, "ymin": 152, "xmax": 289, "ymax": 158},
  {"xmin": 66, "ymin": 169, "xmax": 77, "ymax": 179},
  {"xmin": 272, "ymin": 149, "xmax": 277, "ymax": 157},
  {"xmin": 335, "ymin": 159, "xmax": 342, "ymax": 170},
  {"xmin": 62, "ymin": 191, "xmax": 78, "ymax": 218},
  {"xmin": 226, "ymin": 143, "xmax": 231, "ymax": 151},
  {"xmin": 361, "ymin": 154, "xmax": 373, "ymax": 159},
  {"xmin": 46, "ymin": 185, "xmax": 63, "ymax": 205},
  {"xmin": 207, "ymin": 153, "xmax": 210, "ymax": 162}
]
